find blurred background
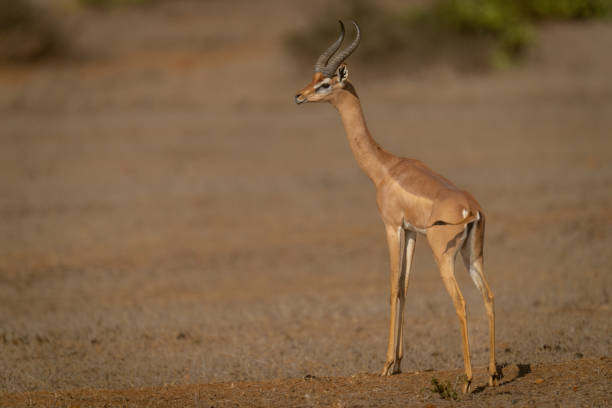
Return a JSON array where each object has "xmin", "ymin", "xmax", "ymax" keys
[{"xmin": 1, "ymin": 0, "xmax": 611, "ymax": 393}]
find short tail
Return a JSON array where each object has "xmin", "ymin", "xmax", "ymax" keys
[{"xmin": 426, "ymin": 211, "xmax": 480, "ymax": 229}]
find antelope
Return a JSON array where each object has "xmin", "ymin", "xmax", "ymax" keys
[{"xmin": 294, "ymin": 21, "xmax": 498, "ymax": 393}]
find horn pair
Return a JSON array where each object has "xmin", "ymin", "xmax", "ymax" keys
[{"xmin": 314, "ymin": 21, "xmax": 361, "ymax": 78}]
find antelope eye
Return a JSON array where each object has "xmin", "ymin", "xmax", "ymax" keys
[{"xmin": 315, "ymin": 82, "xmax": 331, "ymax": 93}]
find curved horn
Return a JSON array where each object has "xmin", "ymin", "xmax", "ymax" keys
[
  {"xmin": 314, "ymin": 21, "xmax": 345, "ymax": 74},
  {"xmin": 322, "ymin": 21, "xmax": 360, "ymax": 77}
]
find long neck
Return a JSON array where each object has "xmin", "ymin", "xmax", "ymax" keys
[{"xmin": 331, "ymin": 83, "xmax": 390, "ymax": 184}]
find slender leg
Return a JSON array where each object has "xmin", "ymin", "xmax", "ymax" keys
[
  {"xmin": 381, "ymin": 225, "xmax": 404, "ymax": 376},
  {"xmin": 393, "ymin": 230, "xmax": 416, "ymax": 374},
  {"xmin": 461, "ymin": 221, "xmax": 497, "ymax": 386},
  {"xmin": 471, "ymin": 257, "xmax": 497, "ymax": 386},
  {"xmin": 439, "ymin": 256, "xmax": 472, "ymax": 393},
  {"xmin": 428, "ymin": 227, "xmax": 472, "ymax": 393}
]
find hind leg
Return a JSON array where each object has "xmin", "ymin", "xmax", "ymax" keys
[
  {"xmin": 461, "ymin": 219, "xmax": 497, "ymax": 386},
  {"xmin": 428, "ymin": 225, "xmax": 473, "ymax": 393}
]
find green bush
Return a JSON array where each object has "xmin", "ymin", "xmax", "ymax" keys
[
  {"xmin": 426, "ymin": 0, "xmax": 534, "ymax": 68},
  {"xmin": 520, "ymin": 0, "xmax": 612, "ymax": 19},
  {"xmin": 287, "ymin": 0, "xmax": 612, "ymax": 71}
]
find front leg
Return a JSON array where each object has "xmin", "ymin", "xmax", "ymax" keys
[
  {"xmin": 381, "ymin": 224, "xmax": 405, "ymax": 376},
  {"xmin": 394, "ymin": 230, "xmax": 416, "ymax": 373}
]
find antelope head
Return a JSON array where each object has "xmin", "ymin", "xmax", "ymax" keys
[{"xmin": 294, "ymin": 21, "xmax": 361, "ymax": 105}]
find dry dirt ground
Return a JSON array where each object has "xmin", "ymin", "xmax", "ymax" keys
[
  {"xmin": 1, "ymin": 1, "xmax": 611, "ymax": 407},
  {"xmin": 2, "ymin": 359, "xmax": 611, "ymax": 407}
]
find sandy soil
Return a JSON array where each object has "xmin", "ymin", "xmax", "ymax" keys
[
  {"xmin": 0, "ymin": 1, "xmax": 611, "ymax": 406},
  {"xmin": 2, "ymin": 359, "xmax": 611, "ymax": 407}
]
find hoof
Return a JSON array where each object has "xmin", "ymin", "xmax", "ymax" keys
[
  {"xmin": 380, "ymin": 361, "xmax": 396, "ymax": 376},
  {"xmin": 462, "ymin": 380, "xmax": 472, "ymax": 394},
  {"xmin": 489, "ymin": 374, "xmax": 499, "ymax": 387}
]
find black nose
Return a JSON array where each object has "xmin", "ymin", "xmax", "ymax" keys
[{"xmin": 295, "ymin": 94, "xmax": 304, "ymax": 105}]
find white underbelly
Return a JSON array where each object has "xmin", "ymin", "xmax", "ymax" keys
[{"xmin": 402, "ymin": 219, "xmax": 427, "ymax": 235}]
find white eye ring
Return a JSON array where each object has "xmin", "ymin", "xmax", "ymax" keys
[{"xmin": 315, "ymin": 81, "xmax": 332, "ymax": 93}]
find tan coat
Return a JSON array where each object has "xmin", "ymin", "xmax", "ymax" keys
[{"xmin": 296, "ymin": 72, "xmax": 497, "ymax": 393}]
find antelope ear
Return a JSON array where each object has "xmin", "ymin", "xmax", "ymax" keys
[{"xmin": 338, "ymin": 64, "xmax": 348, "ymax": 83}]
